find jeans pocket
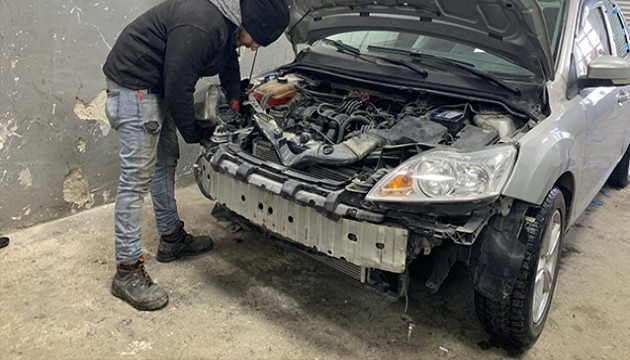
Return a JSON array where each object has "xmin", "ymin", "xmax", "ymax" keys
[{"xmin": 105, "ymin": 89, "xmax": 121, "ymax": 130}]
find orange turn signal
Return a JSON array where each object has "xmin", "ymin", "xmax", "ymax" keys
[{"xmin": 383, "ymin": 174, "xmax": 413, "ymax": 192}]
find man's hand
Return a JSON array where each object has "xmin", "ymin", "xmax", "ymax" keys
[
  {"xmin": 199, "ymin": 137, "xmax": 215, "ymax": 148},
  {"xmin": 198, "ymin": 127, "xmax": 216, "ymax": 148},
  {"xmin": 194, "ymin": 119, "xmax": 216, "ymax": 146}
]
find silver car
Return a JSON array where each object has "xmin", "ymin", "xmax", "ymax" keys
[{"xmin": 194, "ymin": 0, "xmax": 630, "ymax": 349}]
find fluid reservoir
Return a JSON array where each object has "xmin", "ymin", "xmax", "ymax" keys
[
  {"xmin": 254, "ymin": 79, "xmax": 297, "ymax": 107},
  {"xmin": 472, "ymin": 114, "xmax": 517, "ymax": 139}
]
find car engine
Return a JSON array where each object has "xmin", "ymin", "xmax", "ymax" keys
[{"xmin": 204, "ymin": 73, "xmax": 525, "ymax": 187}]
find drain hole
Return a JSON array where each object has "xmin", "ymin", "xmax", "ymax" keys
[
  {"xmin": 347, "ymin": 233, "xmax": 358, "ymax": 242},
  {"xmin": 206, "ymin": 174, "xmax": 210, "ymax": 180},
  {"xmin": 258, "ymin": 203, "xmax": 264, "ymax": 210},
  {"xmin": 241, "ymin": 195, "xmax": 246, "ymax": 202},
  {"xmin": 376, "ymin": 242, "xmax": 385, "ymax": 250},
  {"xmin": 288, "ymin": 216, "xmax": 294, "ymax": 223},
  {"xmin": 340, "ymin": 257, "xmax": 346, "ymax": 261},
  {"xmin": 308, "ymin": 199, "xmax": 316, "ymax": 206},
  {"xmin": 327, "ymin": 250, "xmax": 332, "ymax": 255},
  {"xmin": 268, "ymin": 207, "xmax": 274, "ymax": 215}
]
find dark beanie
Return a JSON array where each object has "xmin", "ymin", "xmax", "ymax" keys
[{"xmin": 241, "ymin": 0, "xmax": 290, "ymax": 46}]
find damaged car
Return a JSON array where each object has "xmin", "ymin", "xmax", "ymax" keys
[{"xmin": 193, "ymin": 0, "xmax": 630, "ymax": 349}]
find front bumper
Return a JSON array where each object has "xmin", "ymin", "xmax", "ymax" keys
[{"xmin": 197, "ymin": 154, "xmax": 410, "ymax": 273}]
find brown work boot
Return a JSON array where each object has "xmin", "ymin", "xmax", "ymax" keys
[
  {"xmin": 157, "ymin": 221, "xmax": 214, "ymax": 263},
  {"xmin": 111, "ymin": 256, "xmax": 169, "ymax": 311}
]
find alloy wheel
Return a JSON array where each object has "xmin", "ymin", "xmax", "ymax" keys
[{"xmin": 532, "ymin": 209, "xmax": 562, "ymax": 324}]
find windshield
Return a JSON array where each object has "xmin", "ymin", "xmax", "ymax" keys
[{"xmin": 325, "ymin": 0, "xmax": 565, "ymax": 78}]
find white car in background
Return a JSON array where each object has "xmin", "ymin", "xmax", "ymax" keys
[{"xmin": 194, "ymin": 0, "xmax": 630, "ymax": 349}]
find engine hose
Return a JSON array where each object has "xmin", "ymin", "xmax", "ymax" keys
[
  {"xmin": 347, "ymin": 101, "xmax": 357, "ymax": 114},
  {"xmin": 351, "ymin": 110, "xmax": 371, "ymax": 118},
  {"xmin": 316, "ymin": 102, "xmax": 336, "ymax": 117},
  {"xmin": 260, "ymin": 92, "xmax": 274, "ymax": 110},
  {"xmin": 348, "ymin": 101, "xmax": 361, "ymax": 114},
  {"xmin": 336, "ymin": 115, "xmax": 374, "ymax": 143},
  {"xmin": 194, "ymin": 151, "xmax": 215, "ymax": 200},
  {"xmin": 337, "ymin": 100, "xmax": 350, "ymax": 113}
]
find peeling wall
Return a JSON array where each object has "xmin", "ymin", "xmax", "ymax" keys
[{"xmin": 0, "ymin": 0, "xmax": 293, "ymax": 232}]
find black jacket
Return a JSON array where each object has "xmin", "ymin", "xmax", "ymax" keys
[{"xmin": 103, "ymin": 0, "xmax": 241, "ymax": 143}]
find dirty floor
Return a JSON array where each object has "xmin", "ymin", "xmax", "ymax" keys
[{"xmin": 1, "ymin": 184, "xmax": 629, "ymax": 359}]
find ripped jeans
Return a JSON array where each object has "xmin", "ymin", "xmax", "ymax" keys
[{"xmin": 105, "ymin": 79, "xmax": 181, "ymax": 264}]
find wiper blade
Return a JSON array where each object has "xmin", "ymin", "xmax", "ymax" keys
[
  {"xmin": 321, "ymin": 38, "xmax": 361, "ymax": 56},
  {"xmin": 368, "ymin": 45, "xmax": 474, "ymax": 67},
  {"xmin": 320, "ymin": 39, "xmax": 428, "ymax": 78},
  {"xmin": 376, "ymin": 57, "xmax": 428, "ymax": 78},
  {"xmin": 367, "ymin": 45, "xmax": 521, "ymax": 95}
]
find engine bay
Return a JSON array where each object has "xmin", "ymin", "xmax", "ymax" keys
[{"xmin": 203, "ymin": 72, "xmax": 530, "ymax": 188}]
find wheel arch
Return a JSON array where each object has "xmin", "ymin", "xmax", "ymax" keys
[
  {"xmin": 554, "ymin": 171, "xmax": 575, "ymax": 228},
  {"xmin": 469, "ymin": 182, "xmax": 569, "ymax": 301}
]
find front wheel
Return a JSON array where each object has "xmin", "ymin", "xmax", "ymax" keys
[{"xmin": 474, "ymin": 187, "xmax": 565, "ymax": 350}]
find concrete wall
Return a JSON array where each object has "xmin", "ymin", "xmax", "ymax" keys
[{"xmin": 0, "ymin": 0, "xmax": 294, "ymax": 232}]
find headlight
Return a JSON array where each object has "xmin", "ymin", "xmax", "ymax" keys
[{"xmin": 366, "ymin": 145, "xmax": 517, "ymax": 203}]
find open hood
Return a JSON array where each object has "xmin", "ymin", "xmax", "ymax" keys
[{"xmin": 287, "ymin": 0, "xmax": 554, "ymax": 80}]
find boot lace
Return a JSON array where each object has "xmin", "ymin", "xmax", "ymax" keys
[{"xmin": 134, "ymin": 265, "xmax": 154, "ymax": 289}]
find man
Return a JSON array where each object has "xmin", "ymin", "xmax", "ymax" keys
[{"xmin": 103, "ymin": 0, "xmax": 290, "ymax": 311}]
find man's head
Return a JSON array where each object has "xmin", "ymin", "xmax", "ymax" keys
[
  {"xmin": 240, "ymin": 0, "xmax": 290, "ymax": 47},
  {"xmin": 235, "ymin": 28, "xmax": 260, "ymax": 51}
]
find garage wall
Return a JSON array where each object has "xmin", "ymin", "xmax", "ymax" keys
[{"xmin": 0, "ymin": 0, "xmax": 293, "ymax": 233}]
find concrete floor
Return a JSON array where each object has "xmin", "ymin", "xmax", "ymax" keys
[{"xmin": 1, "ymin": 184, "xmax": 629, "ymax": 360}]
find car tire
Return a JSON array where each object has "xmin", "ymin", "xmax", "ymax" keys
[
  {"xmin": 607, "ymin": 145, "xmax": 630, "ymax": 188},
  {"xmin": 474, "ymin": 187, "xmax": 565, "ymax": 350}
]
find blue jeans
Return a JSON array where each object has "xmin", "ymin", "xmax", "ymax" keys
[{"xmin": 105, "ymin": 79, "xmax": 182, "ymax": 264}]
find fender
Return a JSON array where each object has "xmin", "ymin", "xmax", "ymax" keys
[{"xmin": 504, "ymin": 125, "xmax": 581, "ymax": 206}]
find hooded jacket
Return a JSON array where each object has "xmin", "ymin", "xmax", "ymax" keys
[{"xmin": 103, "ymin": 0, "xmax": 241, "ymax": 143}]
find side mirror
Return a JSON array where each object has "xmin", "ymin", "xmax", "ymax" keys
[{"xmin": 578, "ymin": 55, "xmax": 630, "ymax": 89}]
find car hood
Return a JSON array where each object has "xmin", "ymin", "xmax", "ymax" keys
[{"xmin": 286, "ymin": 0, "xmax": 554, "ymax": 80}]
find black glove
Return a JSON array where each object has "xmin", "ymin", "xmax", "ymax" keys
[{"xmin": 193, "ymin": 120, "xmax": 215, "ymax": 146}]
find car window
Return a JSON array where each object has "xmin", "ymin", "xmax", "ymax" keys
[
  {"xmin": 603, "ymin": 0, "xmax": 630, "ymax": 57},
  {"xmin": 326, "ymin": 31, "xmax": 536, "ymax": 76},
  {"xmin": 575, "ymin": 6, "xmax": 613, "ymax": 77},
  {"xmin": 324, "ymin": 0, "xmax": 565, "ymax": 78}
]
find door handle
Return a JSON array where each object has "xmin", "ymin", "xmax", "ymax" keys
[{"xmin": 618, "ymin": 90, "xmax": 630, "ymax": 104}]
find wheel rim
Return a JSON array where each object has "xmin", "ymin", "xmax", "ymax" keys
[{"xmin": 532, "ymin": 209, "xmax": 562, "ymax": 324}]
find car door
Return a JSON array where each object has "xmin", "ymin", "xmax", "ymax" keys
[
  {"xmin": 574, "ymin": 0, "xmax": 628, "ymax": 213},
  {"xmin": 603, "ymin": 0, "xmax": 630, "ymax": 157}
]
